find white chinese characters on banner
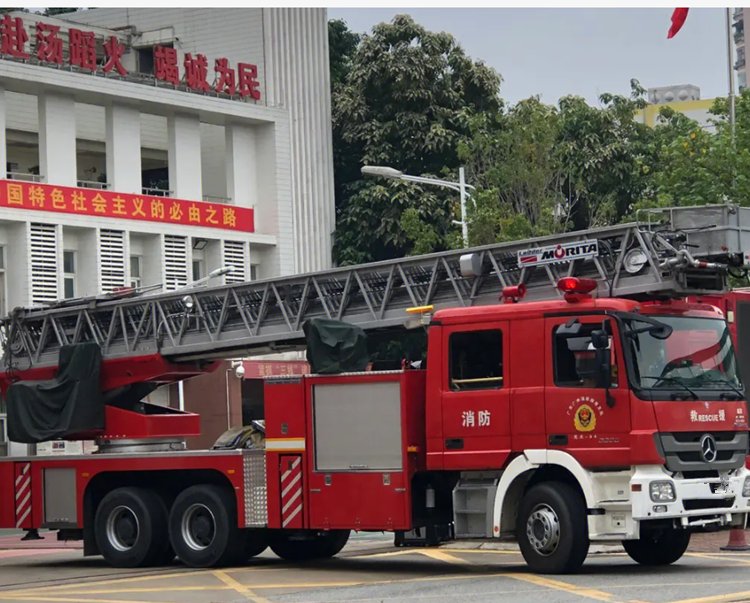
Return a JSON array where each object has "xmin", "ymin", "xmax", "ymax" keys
[{"xmin": 462, "ymin": 410, "xmax": 491, "ymax": 428}]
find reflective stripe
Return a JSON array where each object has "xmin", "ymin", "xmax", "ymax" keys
[{"xmin": 266, "ymin": 438, "xmax": 305, "ymax": 451}]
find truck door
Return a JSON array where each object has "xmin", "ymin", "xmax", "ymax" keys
[
  {"xmin": 439, "ymin": 322, "xmax": 511, "ymax": 470},
  {"xmin": 544, "ymin": 315, "xmax": 630, "ymax": 467}
]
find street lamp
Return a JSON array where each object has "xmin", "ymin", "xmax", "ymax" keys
[{"xmin": 361, "ymin": 165, "xmax": 476, "ymax": 247}]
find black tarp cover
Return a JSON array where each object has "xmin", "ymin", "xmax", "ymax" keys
[
  {"xmin": 6, "ymin": 342, "xmax": 104, "ymax": 443},
  {"xmin": 303, "ymin": 318, "xmax": 369, "ymax": 374}
]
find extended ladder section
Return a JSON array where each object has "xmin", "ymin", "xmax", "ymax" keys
[{"xmin": 4, "ymin": 204, "xmax": 750, "ymax": 371}]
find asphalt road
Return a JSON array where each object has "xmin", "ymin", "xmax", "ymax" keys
[{"xmin": 2, "ymin": 533, "xmax": 750, "ymax": 603}]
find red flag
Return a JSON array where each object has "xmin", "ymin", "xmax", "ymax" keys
[{"xmin": 667, "ymin": 7, "xmax": 689, "ymax": 39}]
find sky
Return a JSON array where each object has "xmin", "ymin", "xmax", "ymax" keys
[{"xmin": 328, "ymin": 7, "xmax": 730, "ymax": 107}]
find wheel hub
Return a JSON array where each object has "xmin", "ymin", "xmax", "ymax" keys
[
  {"xmin": 182, "ymin": 503, "xmax": 217, "ymax": 551},
  {"xmin": 526, "ymin": 504, "xmax": 561, "ymax": 556},
  {"xmin": 106, "ymin": 505, "xmax": 140, "ymax": 552}
]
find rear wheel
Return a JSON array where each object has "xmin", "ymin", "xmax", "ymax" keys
[
  {"xmin": 270, "ymin": 530, "xmax": 350, "ymax": 562},
  {"xmin": 623, "ymin": 529, "xmax": 690, "ymax": 566},
  {"xmin": 517, "ymin": 482, "xmax": 589, "ymax": 574},
  {"xmin": 168, "ymin": 484, "xmax": 244, "ymax": 568},
  {"xmin": 94, "ymin": 487, "xmax": 171, "ymax": 568}
]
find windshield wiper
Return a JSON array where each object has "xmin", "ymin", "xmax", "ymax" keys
[
  {"xmin": 640, "ymin": 375, "xmax": 699, "ymax": 399},
  {"xmin": 693, "ymin": 373, "xmax": 745, "ymax": 400}
]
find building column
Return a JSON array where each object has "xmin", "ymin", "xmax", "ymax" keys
[
  {"xmin": 106, "ymin": 104, "xmax": 141, "ymax": 194},
  {"xmin": 0, "ymin": 85, "xmax": 6, "ymax": 178},
  {"xmin": 168, "ymin": 113, "xmax": 202, "ymax": 200},
  {"xmin": 225, "ymin": 123, "xmax": 257, "ymax": 209},
  {"xmin": 38, "ymin": 93, "xmax": 76, "ymax": 186}
]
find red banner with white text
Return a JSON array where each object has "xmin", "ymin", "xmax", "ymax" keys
[{"xmin": 0, "ymin": 180, "xmax": 254, "ymax": 232}]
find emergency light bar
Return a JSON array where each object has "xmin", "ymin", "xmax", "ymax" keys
[{"xmin": 557, "ymin": 277, "xmax": 597, "ymax": 302}]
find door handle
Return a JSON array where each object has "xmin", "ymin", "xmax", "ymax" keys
[
  {"xmin": 310, "ymin": 488, "xmax": 321, "ymax": 493},
  {"xmin": 445, "ymin": 438, "xmax": 464, "ymax": 450}
]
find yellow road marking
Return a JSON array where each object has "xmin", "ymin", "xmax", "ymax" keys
[
  {"xmin": 686, "ymin": 552, "xmax": 750, "ymax": 566},
  {"xmin": 436, "ymin": 547, "xmax": 521, "ymax": 555},
  {"xmin": 504, "ymin": 573, "xmax": 617, "ymax": 602},
  {"xmin": 0, "ymin": 596, "xmax": 156, "ymax": 603},
  {"xmin": 669, "ymin": 590, "xmax": 750, "ymax": 603},
  {"xmin": 356, "ymin": 549, "xmax": 418, "ymax": 559},
  {"xmin": 213, "ymin": 570, "xmax": 271, "ymax": 603},
  {"xmin": 416, "ymin": 547, "xmax": 616, "ymax": 602},
  {"xmin": 0, "ymin": 569, "xmax": 206, "ymax": 595},
  {"xmin": 418, "ymin": 549, "xmax": 472, "ymax": 564}
]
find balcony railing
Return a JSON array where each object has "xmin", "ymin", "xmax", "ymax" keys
[
  {"xmin": 6, "ymin": 172, "xmax": 43, "ymax": 182},
  {"xmin": 142, "ymin": 186, "xmax": 173, "ymax": 197},
  {"xmin": 77, "ymin": 180, "xmax": 109, "ymax": 190},
  {"xmin": 202, "ymin": 194, "xmax": 233, "ymax": 204}
]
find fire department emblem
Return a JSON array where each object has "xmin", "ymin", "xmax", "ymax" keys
[
  {"xmin": 567, "ymin": 396, "xmax": 603, "ymax": 433},
  {"xmin": 574, "ymin": 404, "xmax": 596, "ymax": 432}
]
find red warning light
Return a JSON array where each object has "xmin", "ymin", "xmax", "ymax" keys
[{"xmin": 557, "ymin": 277, "xmax": 597, "ymax": 302}]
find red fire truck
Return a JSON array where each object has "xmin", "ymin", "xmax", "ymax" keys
[{"xmin": 1, "ymin": 204, "xmax": 750, "ymax": 574}]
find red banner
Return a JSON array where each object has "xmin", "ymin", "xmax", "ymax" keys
[
  {"xmin": 242, "ymin": 361, "xmax": 309, "ymax": 378},
  {"xmin": 0, "ymin": 180, "xmax": 254, "ymax": 232}
]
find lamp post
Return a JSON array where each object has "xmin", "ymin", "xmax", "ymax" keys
[{"xmin": 361, "ymin": 165, "xmax": 476, "ymax": 247}]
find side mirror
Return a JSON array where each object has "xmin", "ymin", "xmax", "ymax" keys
[{"xmin": 591, "ymin": 329, "xmax": 608, "ymax": 350}]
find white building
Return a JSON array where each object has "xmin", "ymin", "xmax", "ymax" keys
[{"xmin": 0, "ymin": 8, "xmax": 335, "ymax": 455}]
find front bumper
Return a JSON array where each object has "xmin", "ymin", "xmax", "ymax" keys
[{"xmin": 589, "ymin": 465, "xmax": 750, "ymax": 540}]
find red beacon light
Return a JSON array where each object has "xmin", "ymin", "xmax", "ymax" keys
[{"xmin": 557, "ymin": 277, "xmax": 597, "ymax": 302}]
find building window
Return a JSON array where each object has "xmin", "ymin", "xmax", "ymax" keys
[
  {"xmin": 63, "ymin": 250, "xmax": 77, "ymax": 299},
  {"xmin": 130, "ymin": 256, "xmax": 142, "ymax": 289},
  {"xmin": 449, "ymin": 330, "xmax": 503, "ymax": 390},
  {"xmin": 192, "ymin": 259, "xmax": 205, "ymax": 282}
]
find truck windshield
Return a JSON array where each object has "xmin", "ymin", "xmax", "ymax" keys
[{"xmin": 621, "ymin": 315, "xmax": 742, "ymax": 396}]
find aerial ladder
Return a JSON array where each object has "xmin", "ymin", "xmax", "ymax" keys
[{"xmin": 1, "ymin": 202, "xmax": 750, "ymax": 443}]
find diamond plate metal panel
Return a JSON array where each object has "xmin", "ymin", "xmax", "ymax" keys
[{"xmin": 243, "ymin": 450, "xmax": 267, "ymax": 527}]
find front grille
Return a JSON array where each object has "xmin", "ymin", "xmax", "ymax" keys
[
  {"xmin": 655, "ymin": 431, "xmax": 748, "ymax": 473},
  {"xmin": 682, "ymin": 470, "xmax": 720, "ymax": 480},
  {"xmin": 683, "ymin": 498, "xmax": 735, "ymax": 511}
]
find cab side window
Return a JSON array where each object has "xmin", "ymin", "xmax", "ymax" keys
[
  {"xmin": 449, "ymin": 330, "xmax": 503, "ymax": 391},
  {"xmin": 554, "ymin": 323, "xmax": 617, "ymax": 387}
]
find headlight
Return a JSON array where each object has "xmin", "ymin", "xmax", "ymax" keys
[
  {"xmin": 650, "ymin": 480, "xmax": 676, "ymax": 502},
  {"xmin": 742, "ymin": 477, "xmax": 750, "ymax": 498}
]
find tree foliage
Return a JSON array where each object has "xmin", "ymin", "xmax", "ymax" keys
[
  {"xmin": 329, "ymin": 15, "xmax": 750, "ymax": 264},
  {"xmin": 330, "ymin": 15, "xmax": 501, "ymax": 264}
]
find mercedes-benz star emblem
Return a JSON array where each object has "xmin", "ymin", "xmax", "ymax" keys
[{"xmin": 700, "ymin": 433, "xmax": 718, "ymax": 463}]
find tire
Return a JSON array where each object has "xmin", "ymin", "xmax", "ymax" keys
[
  {"xmin": 270, "ymin": 530, "xmax": 350, "ymax": 562},
  {"xmin": 168, "ymin": 484, "xmax": 244, "ymax": 568},
  {"xmin": 94, "ymin": 487, "xmax": 171, "ymax": 568},
  {"xmin": 244, "ymin": 530, "xmax": 268, "ymax": 558},
  {"xmin": 623, "ymin": 529, "xmax": 690, "ymax": 566},
  {"xmin": 517, "ymin": 481, "xmax": 589, "ymax": 574}
]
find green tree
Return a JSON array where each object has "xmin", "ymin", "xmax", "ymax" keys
[
  {"xmin": 647, "ymin": 90, "xmax": 750, "ymax": 208},
  {"xmin": 331, "ymin": 14, "xmax": 502, "ymax": 264},
  {"xmin": 328, "ymin": 19, "xmax": 360, "ymax": 89}
]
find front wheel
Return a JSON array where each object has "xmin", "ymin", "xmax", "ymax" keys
[
  {"xmin": 623, "ymin": 529, "xmax": 690, "ymax": 566},
  {"xmin": 516, "ymin": 482, "xmax": 589, "ymax": 574},
  {"xmin": 270, "ymin": 530, "xmax": 350, "ymax": 562}
]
